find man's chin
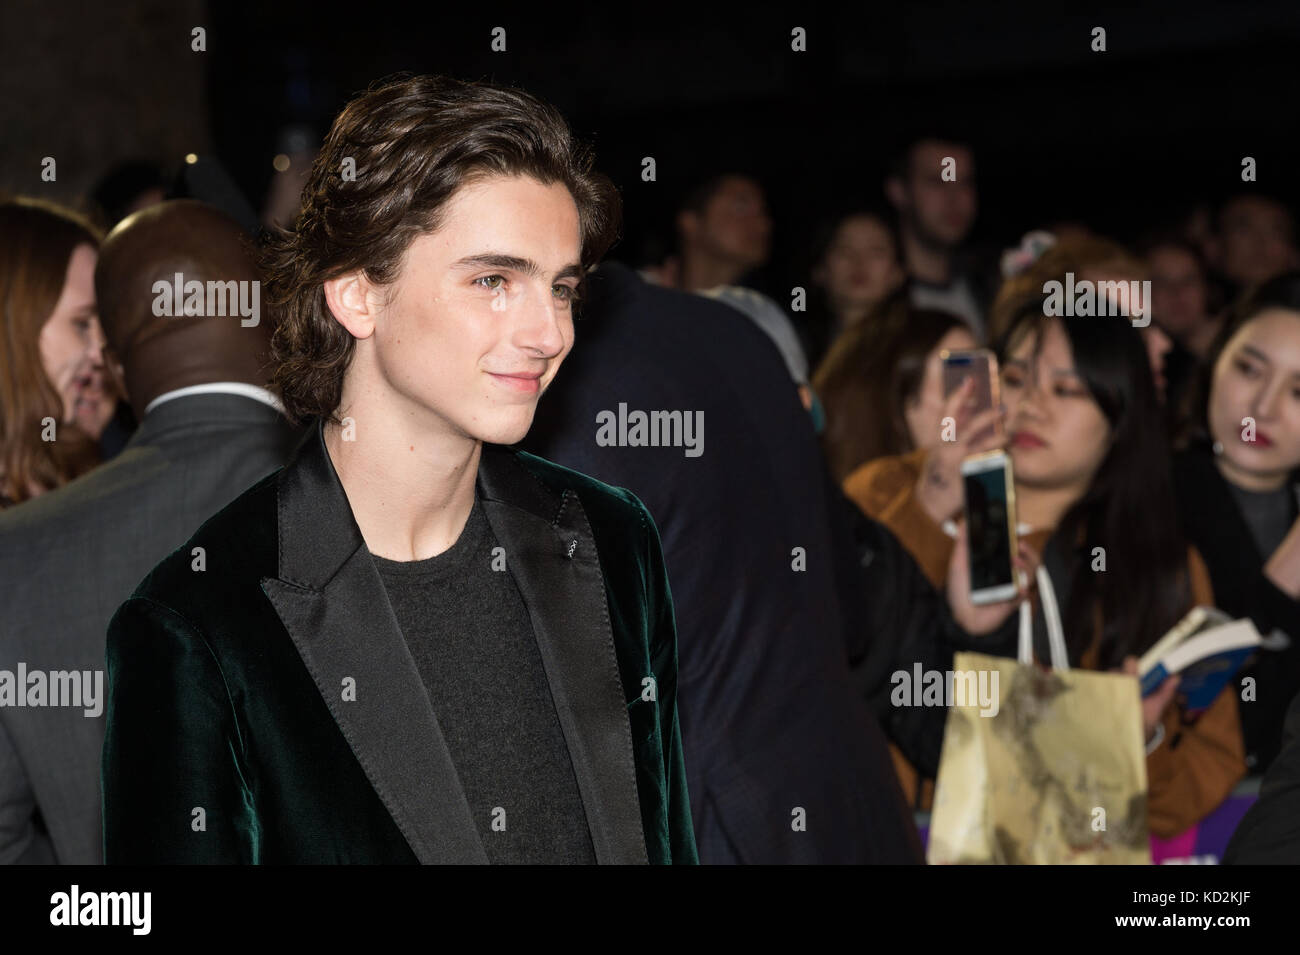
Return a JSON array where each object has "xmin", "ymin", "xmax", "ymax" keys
[{"xmin": 474, "ymin": 415, "xmax": 537, "ymax": 447}]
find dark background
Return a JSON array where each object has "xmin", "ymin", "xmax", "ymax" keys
[{"xmin": 10, "ymin": 1, "xmax": 1300, "ymax": 283}]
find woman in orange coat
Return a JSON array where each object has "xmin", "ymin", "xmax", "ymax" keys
[{"xmin": 844, "ymin": 295, "xmax": 1245, "ymax": 840}]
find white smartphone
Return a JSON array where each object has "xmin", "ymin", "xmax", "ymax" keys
[{"xmin": 961, "ymin": 449, "xmax": 1019, "ymax": 605}]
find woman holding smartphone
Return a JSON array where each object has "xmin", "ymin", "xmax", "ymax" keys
[
  {"xmin": 843, "ymin": 295, "xmax": 1246, "ymax": 840},
  {"xmin": 1174, "ymin": 272, "xmax": 1300, "ymax": 777}
]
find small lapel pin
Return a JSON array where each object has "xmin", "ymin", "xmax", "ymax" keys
[{"xmin": 566, "ymin": 539, "xmax": 578, "ymax": 559}]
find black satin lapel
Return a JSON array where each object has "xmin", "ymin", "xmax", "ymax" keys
[
  {"xmin": 481, "ymin": 492, "xmax": 650, "ymax": 865},
  {"xmin": 263, "ymin": 418, "xmax": 487, "ymax": 864},
  {"xmin": 261, "ymin": 553, "xmax": 488, "ymax": 864}
]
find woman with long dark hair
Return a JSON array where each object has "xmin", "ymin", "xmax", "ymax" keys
[
  {"xmin": 813, "ymin": 292, "xmax": 975, "ymax": 483},
  {"xmin": 801, "ymin": 208, "xmax": 906, "ymax": 369},
  {"xmin": 844, "ymin": 295, "xmax": 1245, "ymax": 838},
  {"xmin": 1173, "ymin": 271, "xmax": 1300, "ymax": 775},
  {"xmin": 0, "ymin": 198, "xmax": 113, "ymax": 508}
]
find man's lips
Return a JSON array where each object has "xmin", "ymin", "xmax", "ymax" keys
[{"xmin": 487, "ymin": 371, "xmax": 543, "ymax": 394}]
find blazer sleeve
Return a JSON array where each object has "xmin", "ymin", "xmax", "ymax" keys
[
  {"xmin": 637, "ymin": 499, "xmax": 699, "ymax": 865},
  {"xmin": 103, "ymin": 596, "xmax": 257, "ymax": 864},
  {"xmin": 1145, "ymin": 548, "xmax": 1248, "ymax": 838}
]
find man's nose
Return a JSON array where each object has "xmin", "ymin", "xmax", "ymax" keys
[{"xmin": 517, "ymin": 287, "xmax": 566, "ymax": 357}]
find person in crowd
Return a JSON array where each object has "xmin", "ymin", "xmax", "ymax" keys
[
  {"xmin": 1224, "ymin": 688, "xmax": 1300, "ymax": 863},
  {"xmin": 800, "ymin": 208, "xmax": 906, "ymax": 368},
  {"xmin": 1208, "ymin": 191, "xmax": 1299, "ymax": 299},
  {"xmin": 989, "ymin": 233, "xmax": 1174, "ymax": 403},
  {"xmin": 0, "ymin": 198, "xmax": 116, "ymax": 509},
  {"xmin": 884, "ymin": 134, "xmax": 986, "ymax": 340},
  {"xmin": 525, "ymin": 257, "xmax": 1033, "ymax": 863},
  {"xmin": 1147, "ymin": 234, "xmax": 1222, "ymax": 360},
  {"xmin": 0, "ymin": 200, "xmax": 304, "ymax": 864},
  {"xmin": 641, "ymin": 172, "xmax": 772, "ymax": 294},
  {"xmin": 1142, "ymin": 233, "xmax": 1224, "ymax": 435},
  {"xmin": 698, "ymin": 283, "xmax": 815, "ymax": 413},
  {"xmin": 844, "ymin": 297, "xmax": 1246, "ymax": 837},
  {"xmin": 1173, "ymin": 271, "xmax": 1300, "ymax": 775},
  {"xmin": 102, "ymin": 74, "xmax": 696, "ymax": 865},
  {"xmin": 638, "ymin": 174, "xmax": 813, "ymax": 413},
  {"xmin": 813, "ymin": 291, "xmax": 975, "ymax": 483}
]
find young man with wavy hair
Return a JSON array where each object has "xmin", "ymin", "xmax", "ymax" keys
[{"xmin": 102, "ymin": 74, "xmax": 697, "ymax": 864}]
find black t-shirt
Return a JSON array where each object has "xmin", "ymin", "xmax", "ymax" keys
[{"xmin": 371, "ymin": 493, "xmax": 596, "ymax": 864}]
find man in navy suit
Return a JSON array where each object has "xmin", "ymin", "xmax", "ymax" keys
[{"xmin": 526, "ymin": 260, "xmax": 1019, "ymax": 863}]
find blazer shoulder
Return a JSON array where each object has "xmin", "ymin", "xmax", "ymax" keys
[
  {"xmin": 126, "ymin": 468, "xmax": 281, "ymax": 611},
  {"xmin": 512, "ymin": 448, "xmax": 652, "ymax": 531}
]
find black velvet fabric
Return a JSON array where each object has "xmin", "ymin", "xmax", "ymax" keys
[{"xmin": 102, "ymin": 420, "xmax": 697, "ymax": 864}]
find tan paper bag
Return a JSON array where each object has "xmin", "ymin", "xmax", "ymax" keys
[{"xmin": 927, "ymin": 567, "xmax": 1151, "ymax": 864}]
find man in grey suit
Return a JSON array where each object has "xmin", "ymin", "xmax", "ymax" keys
[{"xmin": 0, "ymin": 200, "xmax": 305, "ymax": 863}]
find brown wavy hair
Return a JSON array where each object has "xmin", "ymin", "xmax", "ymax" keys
[
  {"xmin": 262, "ymin": 73, "xmax": 623, "ymax": 426},
  {"xmin": 0, "ymin": 197, "xmax": 104, "ymax": 507},
  {"xmin": 813, "ymin": 289, "xmax": 970, "ymax": 482},
  {"xmin": 988, "ymin": 235, "xmax": 1146, "ymax": 343}
]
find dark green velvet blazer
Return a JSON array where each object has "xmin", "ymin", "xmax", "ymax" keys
[{"xmin": 102, "ymin": 418, "xmax": 698, "ymax": 864}]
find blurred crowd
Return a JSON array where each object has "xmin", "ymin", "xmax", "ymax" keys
[{"xmin": 3, "ymin": 123, "xmax": 1300, "ymax": 865}]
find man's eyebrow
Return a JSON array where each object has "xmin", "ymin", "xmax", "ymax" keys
[{"xmin": 449, "ymin": 252, "xmax": 583, "ymax": 282}]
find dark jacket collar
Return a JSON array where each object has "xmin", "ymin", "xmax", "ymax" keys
[
  {"xmin": 276, "ymin": 417, "xmax": 562, "ymax": 591},
  {"xmin": 261, "ymin": 416, "xmax": 649, "ymax": 864},
  {"xmin": 125, "ymin": 391, "xmax": 293, "ymax": 451}
]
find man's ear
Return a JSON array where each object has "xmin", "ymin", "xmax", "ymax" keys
[
  {"xmin": 323, "ymin": 271, "xmax": 379, "ymax": 340},
  {"xmin": 884, "ymin": 175, "xmax": 907, "ymax": 211}
]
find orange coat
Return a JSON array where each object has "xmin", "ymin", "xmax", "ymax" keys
[{"xmin": 843, "ymin": 449, "xmax": 1247, "ymax": 839}]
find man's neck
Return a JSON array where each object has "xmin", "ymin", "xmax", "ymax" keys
[
  {"xmin": 323, "ymin": 411, "xmax": 482, "ymax": 562},
  {"xmin": 902, "ymin": 226, "xmax": 953, "ymax": 286}
]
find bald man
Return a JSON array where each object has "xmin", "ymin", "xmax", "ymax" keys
[{"xmin": 0, "ymin": 200, "xmax": 305, "ymax": 864}]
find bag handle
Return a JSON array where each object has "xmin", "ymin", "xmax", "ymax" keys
[{"xmin": 1018, "ymin": 564, "xmax": 1069, "ymax": 670}]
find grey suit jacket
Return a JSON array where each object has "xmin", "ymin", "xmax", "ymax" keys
[{"xmin": 0, "ymin": 392, "xmax": 305, "ymax": 864}]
